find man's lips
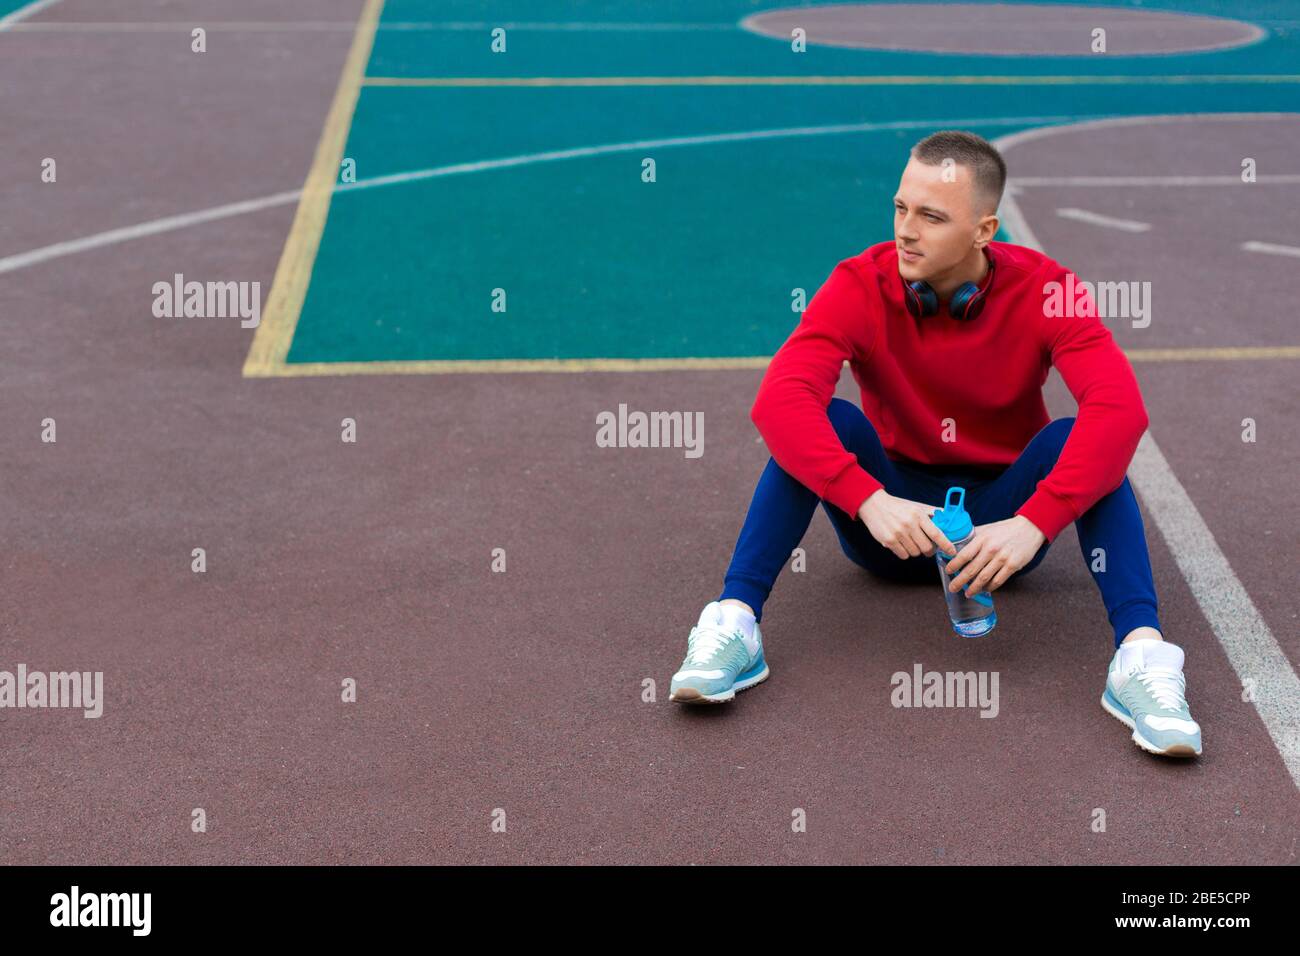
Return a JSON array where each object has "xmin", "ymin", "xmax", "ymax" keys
[{"xmin": 899, "ymin": 246, "xmax": 924, "ymax": 262}]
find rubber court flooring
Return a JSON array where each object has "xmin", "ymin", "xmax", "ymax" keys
[{"xmin": 0, "ymin": 0, "xmax": 1297, "ymax": 865}]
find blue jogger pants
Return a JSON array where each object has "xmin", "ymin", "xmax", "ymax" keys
[{"xmin": 719, "ymin": 398, "xmax": 1160, "ymax": 647}]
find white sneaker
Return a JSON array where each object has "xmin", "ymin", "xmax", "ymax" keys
[
  {"xmin": 1101, "ymin": 639, "xmax": 1202, "ymax": 757},
  {"xmin": 669, "ymin": 602, "xmax": 768, "ymax": 704}
]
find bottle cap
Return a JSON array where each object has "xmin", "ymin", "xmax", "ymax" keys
[{"xmin": 930, "ymin": 486, "xmax": 973, "ymax": 543}]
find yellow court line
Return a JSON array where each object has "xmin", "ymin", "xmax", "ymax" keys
[
  {"xmin": 247, "ymin": 41, "xmax": 1300, "ymax": 379},
  {"xmin": 362, "ymin": 74, "xmax": 1300, "ymax": 88},
  {"xmin": 244, "ymin": 346, "xmax": 1300, "ymax": 378},
  {"xmin": 245, "ymin": 356, "xmax": 773, "ymax": 377},
  {"xmin": 242, "ymin": 0, "xmax": 385, "ymax": 377},
  {"xmin": 1124, "ymin": 346, "xmax": 1300, "ymax": 362}
]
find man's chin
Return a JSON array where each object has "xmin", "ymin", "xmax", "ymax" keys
[{"xmin": 897, "ymin": 259, "xmax": 928, "ymax": 283}]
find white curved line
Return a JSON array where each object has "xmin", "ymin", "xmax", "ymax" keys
[
  {"xmin": 0, "ymin": 113, "xmax": 1081, "ymax": 277},
  {"xmin": 994, "ymin": 112, "xmax": 1300, "ymax": 251},
  {"xmin": 994, "ymin": 110, "xmax": 1299, "ymax": 152},
  {"xmin": 1015, "ymin": 174, "xmax": 1300, "ymax": 186},
  {"xmin": 0, "ymin": 191, "xmax": 303, "ymax": 276},
  {"xmin": 0, "ymin": 0, "xmax": 64, "ymax": 29}
]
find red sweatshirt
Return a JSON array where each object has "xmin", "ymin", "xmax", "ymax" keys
[{"xmin": 749, "ymin": 240, "xmax": 1149, "ymax": 544}]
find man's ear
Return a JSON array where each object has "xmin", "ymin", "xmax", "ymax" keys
[{"xmin": 974, "ymin": 213, "xmax": 1000, "ymax": 248}]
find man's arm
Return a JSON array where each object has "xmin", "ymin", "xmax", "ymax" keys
[
  {"xmin": 750, "ymin": 262, "xmax": 883, "ymax": 518},
  {"xmin": 1015, "ymin": 265, "xmax": 1150, "ymax": 543}
]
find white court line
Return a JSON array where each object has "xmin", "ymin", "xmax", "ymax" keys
[
  {"xmin": 996, "ymin": 110, "xmax": 1299, "ymax": 145},
  {"xmin": 1055, "ymin": 208, "xmax": 1151, "ymax": 232},
  {"xmin": 1, "ymin": 21, "xmax": 381, "ymax": 32},
  {"xmin": 1241, "ymin": 240, "xmax": 1300, "ymax": 258},
  {"xmin": 388, "ymin": 21, "xmax": 737, "ymax": 30},
  {"xmin": 995, "ymin": 115, "xmax": 1300, "ymax": 790},
  {"xmin": 1015, "ymin": 174, "xmax": 1300, "ymax": 187},
  {"xmin": 0, "ymin": 0, "xmax": 64, "ymax": 29},
  {"xmin": 1128, "ymin": 434, "xmax": 1300, "ymax": 783},
  {"xmin": 0, "ymin": 191, "xmax": 301, "ymax": 275},
  {"xmin": 0, "ymin": 20, "xmax": 740, "ymax": 32},
  {"xmin": 0, "ymin": 113, "xmax": 1081, "ymax": 277},
  {"xmin": 997, "ymin": 186, "xmax": 1044, "ymax": 252}
]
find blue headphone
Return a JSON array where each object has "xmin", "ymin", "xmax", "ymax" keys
[{"xmin": 903, "ymin": 250, "xmax": 996, "ymax": 322}]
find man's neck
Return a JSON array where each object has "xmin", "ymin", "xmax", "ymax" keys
[{"xmin": 927, "ymin": 246, "xmax": 990, "ymax": 302}]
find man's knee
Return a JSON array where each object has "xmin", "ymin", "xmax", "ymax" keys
[
  {"xmin": 1030, "ymin": 416, "xmax": 1076, "ymax": 466},
  {"xmin": 825, "ymin": 397, "xmax": 860, "ymax": 442},
  {"xmin": 826, "ymin": 398, "xmax": 878, "ymax": 446},
  {"xmin": 1040, "ymin": 416, "xmax": 1076, "ymax": 449}
]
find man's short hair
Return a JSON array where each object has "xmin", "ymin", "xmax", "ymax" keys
[{"xmin": 911, "ymin": 130, "xmax": 1007, "ymax": 215}]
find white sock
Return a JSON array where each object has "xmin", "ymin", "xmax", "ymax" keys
[
  {"xmin": 1117, "ymin": 638, "xmax": 1184, "ymax": 673},
  {"xmin": 715, "ymin": 602, "xmax": 756, "ymax": 642}
]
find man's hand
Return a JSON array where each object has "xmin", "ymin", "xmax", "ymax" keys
[
  {"xmin": 945, "ymin": 515, "xmax": 1047, "ymax": 596},
  {"xmin": 858, "ymin": 489, "xmax": 957, "ymax": 560}
]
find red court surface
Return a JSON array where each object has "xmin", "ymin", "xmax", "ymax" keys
[{"xmin": 0, "ymin": 0, "xmax": 1296, "ymax": 866}]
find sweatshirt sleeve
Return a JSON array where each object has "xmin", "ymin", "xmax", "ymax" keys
[
  {"xmin": 750, "ymin": 261, "xmax": 883, "ymax": 518},
  {"xmin": 1015, "ymin": 264, "xmax": 1150, "ymax": 542}
]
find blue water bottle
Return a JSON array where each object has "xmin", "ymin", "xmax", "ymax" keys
[{"xmin": 932, "ymin": 487, "xmax": 996, "ymax": 638}]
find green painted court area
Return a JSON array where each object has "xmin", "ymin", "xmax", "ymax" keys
[
  {"xmin": 284, "ymin": 0, "xmax": 1300, "ymax": 367},
  {"xmin": 0, "ymin": 1, "xmax": 37, "ymax": 17}
]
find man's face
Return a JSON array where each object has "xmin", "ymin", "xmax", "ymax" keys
[{"xmin": 893, "ymin": 157, "xmax": 991, "ymax": 283}]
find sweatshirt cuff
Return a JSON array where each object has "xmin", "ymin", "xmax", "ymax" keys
[
  {"xmin": 1015, "ymin": 490, "xmax": 1076, "ymax": 544},
  {"xmin": 824, "ymin": 463, "xmax": 883, "ymax": 519}
]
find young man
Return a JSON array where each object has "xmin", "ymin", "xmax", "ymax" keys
[{"xmin": 669, "ymin": 130, "xmax": 1201, "ymax": 758}]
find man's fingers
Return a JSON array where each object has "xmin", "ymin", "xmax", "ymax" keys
[
  {"xmin": 884, "ymin": 505, "xmax": 959, "ymax": 562},
  {"xmin": 923, "ymin": 519, "xmax": 956, "ymax": 556},
  {"xmin": 888, "ymin": 521, "xmax": 923, "ymax": 559},
  {"xmin": 881, "ymin": 531, "xmax": 909, "ymax": 560},
  {"xmin": 946, "ymin": 538, "xmax": 981, "ymax": 576},
  {"xmin": 969, "ymin": 559, "xmax": 1001, "ymax": 595},
  {"xmin": 949, "ymin": 549, "xmax": 989, "ymax": 591},
  {"xmin": 988, "ymin": 565, "xmax": 1015, "ymax": 593}
]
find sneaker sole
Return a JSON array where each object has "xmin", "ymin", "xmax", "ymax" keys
[
  {"xmin": 1100, "ymin": 688, "xmax": 1201, "ymax": 758},
  {"xmin": 670, "ymin": 664, "xmax": 770, "ymax": 704}
]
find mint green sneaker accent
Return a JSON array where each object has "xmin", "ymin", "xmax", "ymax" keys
[
  {"xmin": 1102, "ymin": 646, "xmax": 1202, "ymax": 757},
  {"xmin": 670, "ymin": 603, "xmax": 768, "ymax": 704}
]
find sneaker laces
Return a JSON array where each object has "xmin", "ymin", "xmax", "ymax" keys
[
  {"xmin": 685, "ymin": 626, "xmax": 736, "ymax": 666},
  {"xmin": 1136, "ymin": 666, "xmax": 1187, "ymax": 711}
]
